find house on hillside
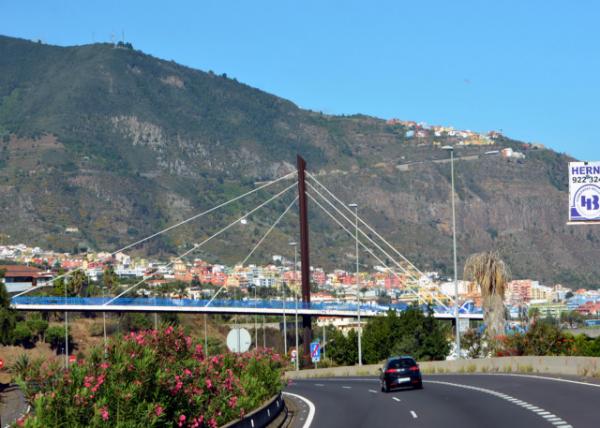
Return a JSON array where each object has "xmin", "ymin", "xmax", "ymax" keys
[{"xmin": 0, "ymin": 265, "xmax": 52, "ymax": 293}]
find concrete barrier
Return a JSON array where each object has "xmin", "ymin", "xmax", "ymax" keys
[{"xmin": 285, "ymin": 356, "xmax": 600, "ymax": 379}]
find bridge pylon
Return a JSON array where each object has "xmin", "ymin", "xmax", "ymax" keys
[{"xmin": 297, "ymin": 155, "xmax": 312, "ymax": 366}]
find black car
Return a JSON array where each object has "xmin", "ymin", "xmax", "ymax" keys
[{"xmin": 379, "ymin": 356, "xmax": 423, "ymax": 392}]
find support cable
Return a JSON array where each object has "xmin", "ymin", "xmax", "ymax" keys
[
  {"xmin": 205, "ymin": 195, "xmax": 298, "ymax": 307},
  {"xmin": 307, "ymin": 192, "xmax": 447, "ymax": 310},
  {"xmin": 306, "ymin": 176, "xmax": 455, "ymax": 306},
  {"xmin": 306, "ymin": 172, "xmax": 435, "ymax": 280},
  {"xmin": 306, "ymin": 190, "xmax": 450, "ymax": 310},
  {"xmin": 104, "ymin": 181, "xmax": 297, "ymax": 305},
  {"xmin": 13, "ymin": 171, "xmax": 296, "ymax": 299}
]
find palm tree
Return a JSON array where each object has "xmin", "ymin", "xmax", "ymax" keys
[{"xmin": 464, "ymin": 251, "xmax": 510, "ymax": 339}]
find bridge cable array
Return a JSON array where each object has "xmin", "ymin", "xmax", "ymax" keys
[
  {"xmin": 104, "ymin": 181, "xmax": 298, "ymax": 305},
  {"xmin": 305, "ymin": 173, "xmax": 455, "ymax": 309},
  {"xmin": 11, "ymin": 170, "xmax": 296, "ymax": 299}
]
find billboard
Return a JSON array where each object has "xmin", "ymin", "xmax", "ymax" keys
[{"xmin": 569, "ymin": 162, "xmax": 600, "ymax": 223}]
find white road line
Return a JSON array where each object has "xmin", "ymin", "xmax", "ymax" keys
[
  {"xmin": 410, "ymin": 411, "xmax": 418, "ymax": 419},
  {"xmin": 425, "ymin": 380, "xmax": 571, "ymax": 427},
  {"xmin": 479, "ymin": 373, "xmax": 600, "ymax": 389},
  {"xmin": 283, "ymin": 392, "xmax": 315, "ymax": 428},
  {"xmin": 392, "ymin": 397, "xmax": 401, "ymax": 402},
  {"xmin": 368, "ymin": 389, "xmax": 378, "ymax": 393},
  {"xmin": 342, "ymin": 386, "xmax": 352, "ymax": 389}
]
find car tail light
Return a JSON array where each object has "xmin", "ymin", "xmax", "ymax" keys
[
  {"xmin": 409, "ymin": 366, "xmax": 420, "ymax": 371},
  {"xmin": 385, "ymin": 369, "xmax": 398, "ymax": 374}
]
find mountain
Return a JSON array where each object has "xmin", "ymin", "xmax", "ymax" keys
[{"xmin": 0, "ymin": 35, "xmax": 596, "ymax": 288}]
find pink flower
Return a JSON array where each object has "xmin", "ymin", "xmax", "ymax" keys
[
  {"xmin": 165, "ymin": 326, "xmax": 174, "ymax": 335},
  {"xmin": 178, "ymin": 414, "xmax": 186, "ymax": 427},
  {"xmin": 100, "ymin": 407, "xmax": 109, "ymax": 421},
  {"xmin": 228, "ymin": 396, "xmax": 238, "ymax": 408},
  {"xmin": 205, "ymin": 379, "xmax": 213, "ymax": 389},
  {"xmin": 154, "ymin": 405, "xmax": 164, "ymax": 417}
]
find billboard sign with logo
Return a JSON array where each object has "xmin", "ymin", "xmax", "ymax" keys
[{"xmin": 569, "ymin": 162, "xmax": 600, "ymax": 223}]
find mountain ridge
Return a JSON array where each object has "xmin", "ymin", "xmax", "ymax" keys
[{"xmin": 0, "ymin": 35, "xmax": 596, "ymax": 288}]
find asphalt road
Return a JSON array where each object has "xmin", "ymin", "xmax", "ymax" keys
[{"xmin": 285, "ymin": 374, "xmax": 600, "ymax": 427}]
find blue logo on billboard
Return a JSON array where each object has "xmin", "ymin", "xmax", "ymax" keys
[{"xmin": 572, "ymin": 184, "xmax": 600, "ymax": 220}]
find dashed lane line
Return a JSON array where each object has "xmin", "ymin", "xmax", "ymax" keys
[
  {"xmin": 410, "ymin": 411, "xmax": 418, "ymax": 419},
  {"xmin": 426, "ymin": 380, "xmax": 571, "ymax": 427},
  {"xmin": 392, "ymin": 397, "xmax": 401, "ymax": 402},
  {"xmin": 368, "ymin": 389, "xmax": 378, "ymax": 394},
  {"xmin": 341, "ymin": 386, "xmax": 352, "ymax": 389}
]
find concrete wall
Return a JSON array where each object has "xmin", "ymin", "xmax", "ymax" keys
[{"xmin": 285, "ymin": 356, "xmax": 600, "ymax": 379}]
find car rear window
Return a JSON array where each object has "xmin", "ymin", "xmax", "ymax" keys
[{"xmin": 387, "ymin": 358, "xmax": 416, "ymax": 369}]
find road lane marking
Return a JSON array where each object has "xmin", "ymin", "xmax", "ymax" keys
[
  {"xmin": 392, "ymin": 397, "xmax": 401, "ymax": 402},
  {"xmin": 314, "ymin": 384, "xmax": 324, "ymax": 387},
  {"xmin": 342, "ymin": 386, "xmax": 352, "ymax": 389},
  {"xmin": 368, "ymin": 389, "xmax": 377, "ymax": 393},
  {"xmin": 480, "ymin": 373, "xmax": 600, "ymax": 389},
  {"xmin": 283, "ymin": 392, "xmax": 315, "ymax": 428},
  {"xmin": 425, "ymin": 380, "xmax": 571, "ymax": 427},
  {"xmin": 410, "ymin": 411, "xmax": 418, "ymax": 419}
]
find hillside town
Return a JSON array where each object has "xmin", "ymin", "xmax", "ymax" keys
[{"xmin": 2, "ymin": 243, "xmax": 599, "ymax": 322}]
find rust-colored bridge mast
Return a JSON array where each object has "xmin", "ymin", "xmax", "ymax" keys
[{"xmin": 297, "ymin": 155, "xmax": 312, "ymax": 365}]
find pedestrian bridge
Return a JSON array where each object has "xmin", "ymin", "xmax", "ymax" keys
[{"xmin": 11, "ymin": 296, "xmax": 483, "ymax": 320}]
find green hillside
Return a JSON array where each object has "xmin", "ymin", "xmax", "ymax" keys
[{"xmin": 0, "ymin": 35, "xmax": 597, "ymax": 288}]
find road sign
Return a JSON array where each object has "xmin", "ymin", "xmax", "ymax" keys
[
  {"xmin": 569, "ymin": 162, "xmax": 600, "ymax": 223},
  {"xmin": 226, "ymin": 328, "xmax": 251, "ymax": 353},
  {"xmin": 310, "ymin": 341, "xmax": 320, "ymax": 363}
]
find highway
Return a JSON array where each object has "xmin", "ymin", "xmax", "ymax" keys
[{"xmin": 285, "ymin": 374, "xmax": 600, "ymax": 427}]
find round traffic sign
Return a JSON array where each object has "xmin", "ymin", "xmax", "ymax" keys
[{"xmin": 226, "ymin": 328, "xmax": 252, "ymax": 353}]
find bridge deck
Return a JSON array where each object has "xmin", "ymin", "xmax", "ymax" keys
[{"xmin": 11, "ymin": 296, "xmax": 483, "ymax": 319}]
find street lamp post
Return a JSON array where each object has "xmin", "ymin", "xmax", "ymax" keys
[
  {"xmin": 348, "ymin": 203, "xmax": 362, "ymax": 366},
  {"xmin": 290, "ymin": 241, "xmax": 299, "ymax": 371},
  {"xmin": 282, "ymin": 278, "xmax": 287, "ymax": 356},
  {"xmin": 442, "ymin": 145, "xmax": 461, "ymax": 358}
]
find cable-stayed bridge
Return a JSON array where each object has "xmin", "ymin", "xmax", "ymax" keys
[{"xmin": 10, "ymin": 155, "xmax": 482, "ymax": 360}]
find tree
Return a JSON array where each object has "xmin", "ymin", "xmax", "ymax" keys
[
  {"xmin": 45, "ymin": 325, "xmax": 73, "ymax": 353},
  {"xmin": 361, "ymin": 305, "xmax": 451, "ymax": 364},
  {"xmin": 102, "ymin": 265, "xmax": 118, "ymax": 293},
  {"xmin": 0, "ymin": 271, "xmax": 16, "ymax": 345},
  {"xmin": 464, "ymin": 251, "xmax": 510, "ymax": 339},
  {"xmin": 12, "ymin": 322, "xmax": 34, "ymax": 347}
]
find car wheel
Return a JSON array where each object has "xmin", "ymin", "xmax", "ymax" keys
[
  {"xmin": 414, "ymin": 381, "xmax": 423, "ymax": 390},
  {"xmin": 382, "ymin": 382, "xmax": 389, "ymax": 393}
]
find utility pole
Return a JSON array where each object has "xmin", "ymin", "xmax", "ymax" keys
[{"xmin": 297, "ymin": 155, "xmax": 312, "ymax": 367}]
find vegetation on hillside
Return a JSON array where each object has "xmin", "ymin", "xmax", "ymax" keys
[{"xmin": 0, "ymin": 35, "xmax": 597, "ymax": 288}]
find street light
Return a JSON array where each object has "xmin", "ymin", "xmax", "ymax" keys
[
  {"xmin": 289, "ymin": 241, "xmax": 299, "ymax": 371},
  {"xmin": 281, "ymin": 277, "xmax": 287, "ymax": 356},
  {"xmin": 348, "ymin": 203, "xmax": 362, "ymax": 366},
  {"xmin": 442, "ymin": 145, "xmax": 461, "ymax": 358}
]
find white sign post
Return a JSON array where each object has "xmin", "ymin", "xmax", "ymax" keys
[{"xmin": 569, "ymin": 162, "xmax": 600, "ymax": 224}]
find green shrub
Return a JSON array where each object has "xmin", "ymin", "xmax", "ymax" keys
[{"xmin": 12, "ymin": 322, "xmax": 34, "ymax": 346}]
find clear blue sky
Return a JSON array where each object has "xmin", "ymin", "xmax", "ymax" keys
[{"xmin": 2, "ymin": 0, "xmax": 599, "ymax": 160}]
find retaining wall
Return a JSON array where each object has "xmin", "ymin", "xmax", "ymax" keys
[{"xmin": 285, "ymin": 356, "xmax": 600, "ymax": 379}]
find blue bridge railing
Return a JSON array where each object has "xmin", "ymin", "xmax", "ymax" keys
[{"xmin": 11, "ymin": 296, "xmax": 483, "ymax": 316}]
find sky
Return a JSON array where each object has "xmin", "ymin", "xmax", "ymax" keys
[{"xmin": 2, "ymin": 0, "xmax": 599, "ymax": 160}]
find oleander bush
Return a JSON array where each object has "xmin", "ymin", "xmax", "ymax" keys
[{"xmin": 14, "ymin": 326, "xmax": 284, "ymax": 427}]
